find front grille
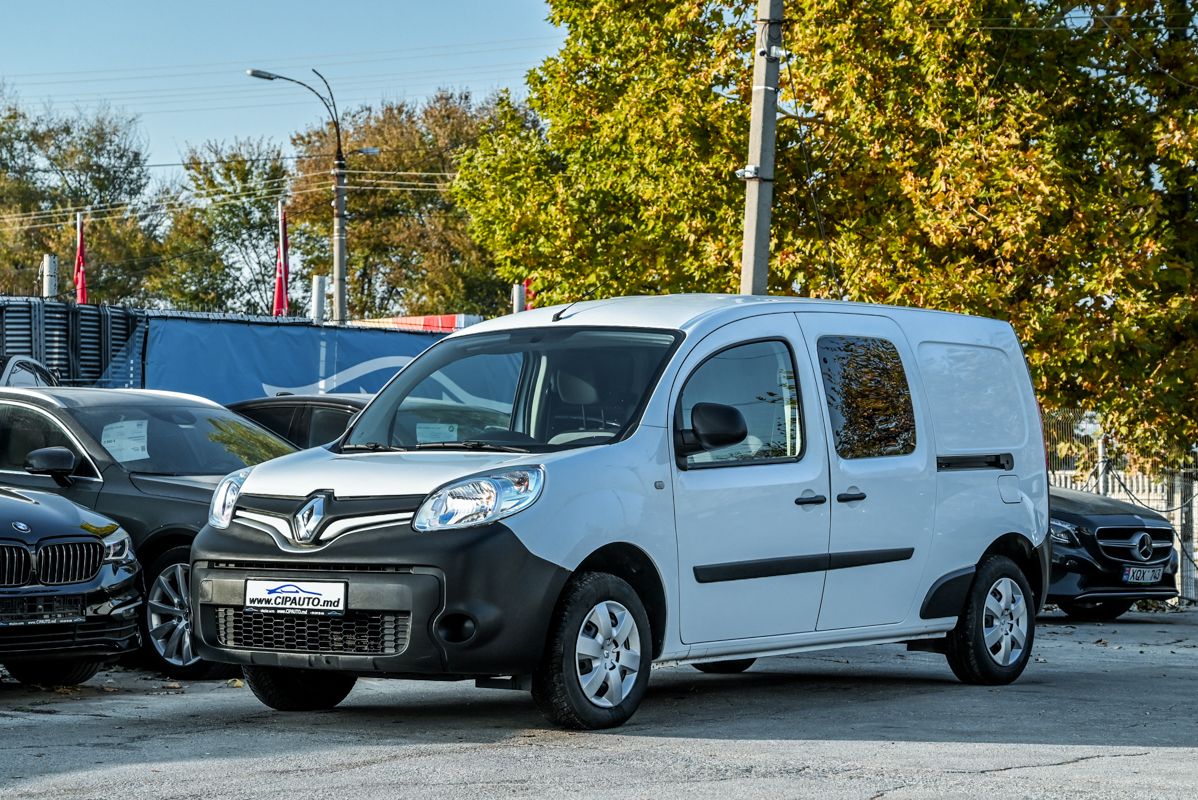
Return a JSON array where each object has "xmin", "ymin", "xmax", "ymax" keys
[
  {"xmin": 0, "ymin": 617, "xmax": 138, "ymax": 652},
  {"xmin": 0, "ymin": 545, "xmax": 32, "ymax": 587},
  {"xmin": 208, "ymin": 560, "xmax": 409, "ymax": 574},
  {"xmin": 215, "ymin": 607, "xmax": 409, "ymax": 655},
  {"xmin": 1094, "ymin": 527, "xmax": 1175, "ymax": 565},
  {"xmin": 0, "ymin": 594, "xmax": 84, "ymax": 624},
  {"xmin": 37, "ymin": 541, "xmax": 104, "ymax": 585}
]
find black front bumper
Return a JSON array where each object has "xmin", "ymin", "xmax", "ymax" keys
[
  {"xmin": 0, "ymin": 564, "xmax": 142, "ymax": 662},
  {"xmin": 1048, "ymin": 543, "xmax": 1179, "ymax": 603},
  {"xmin": 191, "ymin": 520, "xmax": 571, "ymax": 678}
]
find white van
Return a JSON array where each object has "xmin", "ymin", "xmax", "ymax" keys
[{"xmin": 192, "ymin": 295, "xmax": 1049, "ymax": 729}]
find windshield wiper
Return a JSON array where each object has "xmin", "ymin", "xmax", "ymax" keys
[
  {"xmin": 341, "ymin": 441, "xmax": 406, "ymax": 452},
  {"xmin": 412, "ymin": 440, "xmax": 530, "ymax": 453}
]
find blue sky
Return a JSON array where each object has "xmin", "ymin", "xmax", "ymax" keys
[{"xmin": 0, "ymin": 1, "xmax": 561, "ymax": 171}]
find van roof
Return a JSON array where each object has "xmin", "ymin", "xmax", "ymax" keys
[{"xmin": 458, "ymin": 294, "xmax": 1004, "ymax": 339}]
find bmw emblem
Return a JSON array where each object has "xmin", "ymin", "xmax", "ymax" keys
[{"xmin": 12, "ymin": 521, "xmax": 30, "ymax": 533}]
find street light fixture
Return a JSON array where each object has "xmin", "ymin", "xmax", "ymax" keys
[{"xmin": 247, "ymin": 67, "xmax": 349, "ymax": 324}]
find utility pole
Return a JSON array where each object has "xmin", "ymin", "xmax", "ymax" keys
[
  {"xmin": 739, "ymin": 0, "xmax": 784, "ymax": 295},
  {"xmin": 40, "ymin": 254, "xmax": 57, "ymax": 298},
  {"xmin": 332, "ymin": 152, "xmax": 348, "ymax": 323},
  {"xmin": 511, "ymin": 283, "xmax": 527, "ymax": 313}
]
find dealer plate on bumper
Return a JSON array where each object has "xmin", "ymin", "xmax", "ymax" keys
[
  {"xmin": 1123, "ymin": 566, "xmax": 1164, "ymax": 584},
  {"xmin": 245, "ymin": 579, "xmax": 346, "ymax": 615}
]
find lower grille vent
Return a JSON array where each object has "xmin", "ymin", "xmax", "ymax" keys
[{"xmin": 214, "ymin": 607, "xmax": 409, "ymax": 655}]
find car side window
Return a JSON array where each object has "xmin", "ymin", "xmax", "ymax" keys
[
  {"xmin": 308, "ymin": 406, "xmax": 354, "ymax": 447},
  {"xmin": 677, "ymin": 339, "xmax": 802, "ymax": 467},
  {"xmin": 0, "ymin": 405, "xmax": 95, "ymax": 477},
  {"xmin": 239, "ymin": 405, "xmax": 298, "ymax": 443},
  {"xmin": 816, "ymin": 335, "xmax": 916, "ymax": 459}
]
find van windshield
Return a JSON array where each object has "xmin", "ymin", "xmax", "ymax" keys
[{"xmin": 344, "ymin": 327, "xmax": 680, "ymax": 452}]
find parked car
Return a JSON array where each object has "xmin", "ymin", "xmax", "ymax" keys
[
  {"xmin": 228, "ymin": 394, "xmax": 367, "ymax": 449},
  {"xmin": 192, "ymin": 294, "xmax": 1049, "ymax": 729},
  {"xmin": 1047, "ymin": 486, "xmax": 1179, "ymax": 621},
  {"xmin": 0, "ymin": 387, "xmax": 295, "ymax": 677},
  {"xmin": 1, "ymin": 485, "xmax": 140, "ymax": 686},
  {"xmin": 0, "ymin": 356, "xmax": 57, "ymax": 388}
]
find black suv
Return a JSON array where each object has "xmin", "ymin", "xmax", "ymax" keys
[
  {"xmin": 1, "ymin": 486, "xmax": 140, "ymax": 687},
  {"xmin": 1048, "ymin": 486, "xmax": 1179, "ymax": 621},
  {"xmin": 0, "ymin": 388, "xmax": 294, "ymax": 677}
]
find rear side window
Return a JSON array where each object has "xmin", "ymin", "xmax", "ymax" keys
[
  {"xmin": 677, "ymin": 340, "xmax": 802, "ymax": 467},
  {"xmin": 817, "ymin": 336, "xmax": 916, "ymax": 459},
  {"xmin": 916, "ymin": 342, "xmax": 1027, "ymax": 450}
]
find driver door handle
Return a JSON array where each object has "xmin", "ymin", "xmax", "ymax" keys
[
  {"xmin": 793, "ymin": 495, "xmax": 827, "ymax": 506},
  {"xmin": 836, "ymin": 491, "xmax": 867, "ymax": 503}
]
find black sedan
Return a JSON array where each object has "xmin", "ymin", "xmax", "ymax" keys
[
  {"xmin": 0, "ymin": 388, "xmax": 295, "ymax": 677},
  {"xmin": 228, "ymin": 393, "xmax": 366, "ymax": 449},
  {"xmin": 1048, "ymin": 486, "xmax": 1180, "ymax": 621},
  {"xmin": 1, "ymin": 486, "xmax": 140, "ymax": 687}
]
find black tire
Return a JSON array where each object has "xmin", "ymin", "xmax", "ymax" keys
[
  {"xmin": 3, "ymin": 659, "xmax": 102, "ymax": 687},
  {"xmin": 242, "ymin": 666, "xmax": 357, "ymax": 711},
  {"xmin": 532, "ymin": 572, "xmax": 653, "ymax": 730},
  {"xmin": 1059, "ymin": 599, "xmax": 1136, "ymax": 622},
  {"xmin": 944, "ymin": 555, "xmax": 1035, "ymax": 685},
  {"xmin": 692, "ymin": 658, "xmax": 756, "ymax": 674},
  {"xmin": 140, "ymin": 545, "xmax": 228, "ymax": 680}
]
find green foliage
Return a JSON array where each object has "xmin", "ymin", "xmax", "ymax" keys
[
  {"xmin": 288, "ymin": 91, "xmax": 511, "ymax": 319},
  {"xmin": 457, "ymin": 0, "xmax": 1198, "ymax": 461}
]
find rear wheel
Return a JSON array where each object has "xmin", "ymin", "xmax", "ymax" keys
[
  {"xmin": 1059, "ymin": 599, "xmax": 1136, "ymax": 622},
  {"xmin": 945, "ymin": 555, "xmax": 1035, "ymax": 685},
  {"xmin": 3, "ymin": 659, "xmax": 102, "ymax": 687},
  {"xmin": 693, "ymin": 658, "xmax": 756, "ymax": 674},
  {"xmin": 242, "ymin": 666, "xmax": 357, "ymax": 711},
  {"xmin": 532, "ymin": 572, "xmax": 652, "ymax": 730}
]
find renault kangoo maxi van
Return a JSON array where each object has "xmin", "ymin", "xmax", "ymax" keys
[{"xmin": 192, "ymin": 295, "xmax": 1048, "ymax": 729}]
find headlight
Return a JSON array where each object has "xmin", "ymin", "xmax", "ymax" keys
[
  {"xmin": 1049, "ymin": 518, "xmax": 1081, "ymax": 547},
  {"xmin": 414, "ymin": 467, "xmax": 544, "ymax": 532},
  {"xmin": 209, "ymin": 468, "xmax": 251, "ymax": 530},
  {"xmin": 102, "ymin": 529, "xmax": 135, "ymax": 563}
]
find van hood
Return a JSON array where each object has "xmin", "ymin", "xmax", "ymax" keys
[{"xmin": 240, "ymin": 445, "xmax": 531, "ymax": 499}]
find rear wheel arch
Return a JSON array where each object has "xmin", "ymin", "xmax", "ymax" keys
[
  {"xmin": 981, "ymin": 532, "xmax": 1044, "ymax": 609},
  {"xmin": 572, "ymin": 542, "xmax": 668, "ymax": 659}
]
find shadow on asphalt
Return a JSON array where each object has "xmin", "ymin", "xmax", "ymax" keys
[{"xmin": 2, "ymin": 611, "xmax": 1194, "ymax": 783}]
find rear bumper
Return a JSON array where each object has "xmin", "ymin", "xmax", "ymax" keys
[
  {"xmin": 1047, "ymin": 543, "xmax": 1178, "ymax": 603},
  {"xmin": 0, "ymin": 565, "xmax": 142, "ymax": 661},
  {"xmin": 191, "ymin": 520, "xmax": 570, "ymax": 678}
]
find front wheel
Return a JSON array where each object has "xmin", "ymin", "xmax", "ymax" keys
[
  {"xmin": 243, "ymin": 666, "xmax": 357, "ymax": 711},
  {"xmin": 532, "ymin": 572, "xmax": 652, "ymax": 730},
  {"xmin": 141, "ymin": 545, "xmax": 222, "ymax": 679},
  {"xmin": 1059, "ymin": 599, "xmax": 1135, "ymax": 622},
  {"xmin": 3, "ymin": 659, "xmax": 102, "ymax": 687},
  {"xmin": 944, "ymin": 555, "xmax": 1035, "ymax": 685}
]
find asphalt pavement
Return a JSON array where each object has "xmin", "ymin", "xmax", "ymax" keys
[{"xmin": 1, "ymin": 609, "xmax": 1196, "ymax": 799}]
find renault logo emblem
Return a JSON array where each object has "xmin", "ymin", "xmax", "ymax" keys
[
  {"xmin": 12, "ymin": 521, "xmax": 30, "ymax": 533},
  {"xmin": 1134, "ymin": 532, "xmax": 1155, "ymax": 562},
  {"xmin": 293, "ymin": 496, "xmax": 326, "ymax": 544}
]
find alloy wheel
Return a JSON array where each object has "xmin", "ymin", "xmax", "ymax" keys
[
  {"xmin": 574, "ymin": 600, "xmax": 641, "ymax": 708},
  {"xmin": 982, "ymin": 576, "xmax": 1028, "ymax": 667},
  {"xmin": 147, "ymin": 562, "xmax": 199, "ymax": 667}
]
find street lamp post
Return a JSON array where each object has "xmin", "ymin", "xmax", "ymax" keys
[{"xmin": 247, "ymin": 68, "xmax": 348, "ymax": 324}]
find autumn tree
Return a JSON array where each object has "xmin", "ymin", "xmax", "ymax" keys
[
  {"xmin": 288, "ymin": 91, "xmax": 512, "ymax": 319},
  {"xmin": 457, "ymin": 0, "xmax": 1198, "ymax": 459},
  {"xmin": 0, "ymin": 98, "xmax": 161, "ymax": 302}
]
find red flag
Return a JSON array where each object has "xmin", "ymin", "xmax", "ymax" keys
[
  {"xmin": 272, "ymin": 201, "xmax": 289, "ymax": 316},
  {"xmin": 74, "ymin": 212, "xmax": 88, "ymax": 304}
]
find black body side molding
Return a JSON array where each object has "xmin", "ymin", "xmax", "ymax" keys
[
  {"xmin": 694, "ymin": 547, "xmax": 915, "ymax": 584},
  {"xmin": 936, "ymin": 453, "xmax": 1014, "ymax": 471},
  {"xmin": 919, "ymin": 566, "xmax": 977, "ymax": 618}
]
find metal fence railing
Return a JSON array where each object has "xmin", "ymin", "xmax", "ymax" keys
[{"xmin": 1045, "ymin": 409, "xmax": 1197, "ymax": 602}]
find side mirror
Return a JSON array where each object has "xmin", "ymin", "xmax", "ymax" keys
[
  {"xmin": 676, "ymin": 402, "xmax": 748, "ymax": 457},
  {"xmin": 25, "ymin": 446, "xmax": 78, "ymax": 487}
]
